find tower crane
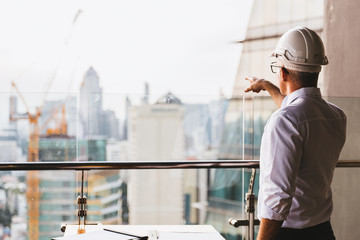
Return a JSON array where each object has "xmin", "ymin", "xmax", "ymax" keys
[
  {"xmin": 9, "ymin": 9, "xmax": 82, "ymax": 240},
  {"xmin": 41, "ymin": 103, "xmax": 68, "ymax": 138},
  {"xmin": 10, "ymin": 81, "xmax": 41, "ymax": 240},
  {"xmin": 10, "ymin": 82, "xmax": 70, "ymax": 240}
]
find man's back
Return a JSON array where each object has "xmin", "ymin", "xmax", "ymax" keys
[
  {"xmin": 282, "ymin": 88, "xmax": 346, "ymax": 227},
  {"xmin": 258, "ymin": 87, "xmax": 347, "ymax": 229}
]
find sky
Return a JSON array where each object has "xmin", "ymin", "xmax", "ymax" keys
[{"xmin": 0, "ymin": 0, "xmax": 253, "ymax": 125}]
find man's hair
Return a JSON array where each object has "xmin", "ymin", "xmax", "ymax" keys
[{"xmin": 287, "ymin": 69, "xmax": 319, "ymax": 87}]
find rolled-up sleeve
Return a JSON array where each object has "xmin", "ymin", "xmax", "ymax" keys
[{"xmin": 258, "ymin": 113, "xmax": 303, "ymax": 221}]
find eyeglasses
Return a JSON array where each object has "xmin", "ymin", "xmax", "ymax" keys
[{"xmin": 270, "ymin": 61, "xmax": 282, "ymax": 74}]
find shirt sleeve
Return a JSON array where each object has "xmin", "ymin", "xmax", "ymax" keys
[{"xmin": 259, "ymin": 113, "xmax": 303, "ymax": 221}]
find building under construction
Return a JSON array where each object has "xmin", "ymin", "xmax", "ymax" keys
[{"xmin": 36, "ymin": 138, "xmax": 122, "ymax": 240}]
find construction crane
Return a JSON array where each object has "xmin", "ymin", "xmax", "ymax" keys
[
  {"xmin": 10, "ymin": 81, "xmax": 71, "ymax": 240},
  {"xmin": 10, "ymin": 81, "xmax": 41, "ymax": 240},
  {"xmin": 9, "ymin": 9, "xmax": 82, "ymax": 240},
  {"xmin": 41, "ymin": 104, "xmax": 68, "ymax": 138}
]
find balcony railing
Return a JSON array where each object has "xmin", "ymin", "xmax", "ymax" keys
[
  {"xmin": 0, "ymin": 160, "xmax": 359, "ymax": 171},
  {"xmin": 1, "ymin": 91, "xmax": 360, "ymax": 240}
]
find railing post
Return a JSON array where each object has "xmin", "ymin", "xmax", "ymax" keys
[
  {"xmin": 246, "ymin": 169, "xmax": 256, "ymax": 240},
  {"xmin": 229, "ymin": 168, "xmax": 257, "ymax": 240}
]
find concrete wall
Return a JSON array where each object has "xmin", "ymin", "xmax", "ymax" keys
[
  {"xmin": 323, "ymin": 0, "xmax": 360, "ymax": 239},
  {"xmin": 323, "ymin": 0, "xmax": 360, "ymax": 97}
]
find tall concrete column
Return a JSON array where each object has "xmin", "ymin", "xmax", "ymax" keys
[
  {"xmin": 323, "ymin": 1, "xmax": 360, "ymax": 239},
  {"xmin": 324, "ymin": 0, "xmax": 360, "ymax": 97}
]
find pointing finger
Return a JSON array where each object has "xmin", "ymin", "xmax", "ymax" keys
[
  {"xmin": 244, "ymin": 86, "xmax": 252, "ymax": 92},
  {"xmin": 245, "ymin": 76, "xmax": 259, "ymax": 84},
  {"xmin": 245, "ymin": 76, "xmax": 254, "ymax": 83}
]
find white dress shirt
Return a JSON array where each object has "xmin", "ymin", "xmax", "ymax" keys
[{"xmin": 257, "ymin": 87, "xmax": 347, "ymax": 228}]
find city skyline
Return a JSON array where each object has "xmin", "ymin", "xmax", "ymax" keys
[{"xmin": 0, "ymin": 63, "xmax": 240, "ymax": 239}]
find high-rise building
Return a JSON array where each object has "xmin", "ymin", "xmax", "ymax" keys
[
  {"xmin": 183, "ymin": 103, "xmax": 211, "ymax": 157},
  {"xmin": 106, "ymin": 139, "xmax": 129, "ymax": 162},
  {"xmin": 87, "ymin": 170, "xmax": 122, "ymax": 225},
  {"xmin": 183, "ymin": 97, "xmax": 228, "ymax": 159},
  {"xmin": 36, "ymin": 138, "xmax": 121, "ymax": 240},
  {"xmin": 79, "ymin": 67, "xmax": 103, "ymax": 138},
  {"xmin": 142, "ymin": 82, "xmax": 150, "ymax": 105},
  {"xmin": 207, "ymin": 98, "xmax": 228, "ymax": 151},
  {"xmin": 37, "ymin": 170, "xmax": 77, "ymax": 240},
  {"xmin": 127, "ymin": 92, "xmax": 185, "ymax": 224},
  {"xmin": 102, "ymin": 110, "xmax": 120, "ymax": 140},
  {"xmin": 8, "ymin": 96, "xmax": 19, "ymax": 142},
  {"xmin": 121, "ymin": 97, "xmax": 131, "ymax": 141},
  {"xmin": 79, "ymin": 67, "xmax": 121, "ymax": 140}
]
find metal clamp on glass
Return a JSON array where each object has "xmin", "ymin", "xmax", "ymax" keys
[
  {"xmin": 229, "ymin": 168, "xmax": 259, "ymax": 240},
  {"xmin": 77, "ymin": 170, "xmax": 87, "ymax": 234},
  {"xmin": 77, "ymin": 195, "xmax": 87, "ymax": 233}
]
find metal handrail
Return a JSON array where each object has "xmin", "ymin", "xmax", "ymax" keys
[
  {"xmin": 0, "ymin": 160, "xmax": 259, "ymax": 171},
  {"xmin": 0, "ymin": 160, "xmax": 358, "ymax": 171},
  {"xmin": 335, "ymin": 160, "xmax": 360, "ymax": 168}
]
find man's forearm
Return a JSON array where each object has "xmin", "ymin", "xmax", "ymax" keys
[
  {"xmin": 263, "ymin": 81, "xmax": 285, "ymax": 108},
  {"xmin": 256, "ymin": 218, "xmax": 283, "ymax": 240},
  {"xmin": 244, "ymin": 77, "xmax": 285, "ymax": 108}
]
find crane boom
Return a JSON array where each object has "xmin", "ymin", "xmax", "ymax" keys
[
  {"xmin": 11, "ymin": 82, "xmax": 30, "ymax": 114},
  {"xmin": 8, "ymin": 9, "xmax": 81, "ymax": 239},
  {"xmin": 10, "ymin": 82, "xmax": 40, "ymax": 240}
]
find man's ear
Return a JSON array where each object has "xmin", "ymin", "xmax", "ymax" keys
[{"xmin": 280, "ymin": 68, "xmax": 288, "ymax": 81}]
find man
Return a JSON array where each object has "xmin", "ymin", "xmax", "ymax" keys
[{"xmin": 245, "ymin": 26, "xmax": 347, "ymax": 240}]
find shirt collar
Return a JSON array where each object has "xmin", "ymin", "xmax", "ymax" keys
[{"xmin": 281, "ymin": 87, "xmax": 322, "ymax": 108}]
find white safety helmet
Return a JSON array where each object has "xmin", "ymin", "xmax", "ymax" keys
[{"xmin": 271, "ymin": 26, "xmax": 328, "ymax": 73}]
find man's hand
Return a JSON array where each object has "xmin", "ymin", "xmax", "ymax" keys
[
  {"xmin": 244, "ymin": 76, "xmax": 285, "ymax": 108},
  {"xmin": 244, "ymin": 77, "xmax": 269, "ymax": 93}
]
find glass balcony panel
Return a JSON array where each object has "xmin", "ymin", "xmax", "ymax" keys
[
  {"xmin": 1, "ymin": 91, "xmax": 360, "ymax": 240},
  {"xmin": 83, "ymin": 168, "xmax": 257, "ymax": 240},
  {"xmin": 0, "ymin": 91, "xmax": 253, "ymax": 239}
]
